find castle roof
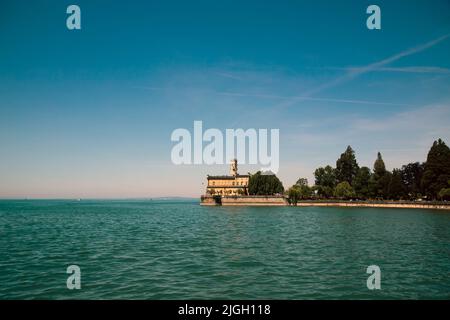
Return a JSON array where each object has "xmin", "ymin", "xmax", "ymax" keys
[{"xmin": 207, "ymin": 175, "xmax": 249, "ymax": 180}]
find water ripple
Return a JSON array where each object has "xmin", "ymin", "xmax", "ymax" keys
[{"xmin": 0, "ymin": 200, "xmax": 449, "ymax": 299}]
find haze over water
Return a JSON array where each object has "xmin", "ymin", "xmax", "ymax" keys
[{"xmin": 0, "ymin": 199, "xmax": 449, "ymax": 299}]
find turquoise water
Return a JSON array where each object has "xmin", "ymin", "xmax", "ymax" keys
[{"xmin": 0, "ymin": 199, "xmax": 449, "ymax": 300}]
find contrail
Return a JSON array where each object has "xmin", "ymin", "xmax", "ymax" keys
[
  {"xmin": 217, "ymin": 92, "xmax": 414, "ymax": 107},
  {"xmin": 274, "ymin": 33, "xmax": 450, "ymax": 109}
]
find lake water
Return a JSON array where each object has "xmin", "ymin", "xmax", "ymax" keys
[{"xmin": 0, "ymin": 199, "xmax": 449, "ymax": 299}]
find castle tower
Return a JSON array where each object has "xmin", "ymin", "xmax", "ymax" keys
[{"xmin": 230, "ymin": 159, "xmax": 238, "ymax": 177}]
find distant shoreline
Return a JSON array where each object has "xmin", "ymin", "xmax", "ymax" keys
[{"xmin": 0, "ymin": 197, "xmax": 198, "ymax": 200}]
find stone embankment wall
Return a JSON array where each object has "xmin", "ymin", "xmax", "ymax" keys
[
  {"xmin": 200, "ymin": 195, "xmax": 287, "ymax": 206},
  {"xmin": 296, "ymin": 201, "xmax": 450, "ymax": 210},
  {"xmin": 200, "ymin": 196, "xmax": 450, "ymax": 210}
]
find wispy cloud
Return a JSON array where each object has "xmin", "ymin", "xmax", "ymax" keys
[
  {"xmin": 274, "ymin": 34, "xmax": 450, "ymax": 109},
  {"xmin": 329, "ymin": 66, "xmax": 450, "ymax": 74},
  {"xmin": 214, "ymin": 72, "xmax": 243, "ymax": 81},
  {"xmin": 351, "ymin": 104, "xmax": 450, "ymax": 135},
  {"xmin": 132, "ymin": 85, "xmax": 165, "ymax": 91},
  {"xmin": 217, "ymin": 91, "xmax": 414, "ymax": 107}
]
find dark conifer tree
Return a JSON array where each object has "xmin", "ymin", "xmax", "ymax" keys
[
  {"xmin": 388, "ymin": 169, "xmax": 405, "ymax": 200},
  {"xmin": 400, "ymin": 162, "xmax": 425, "ymax": 199},
  {"xmin": 335, "ymin": 146, "xmax": 359, "ymax": 185},
  {"xmin": 369, "ymin": 152, "xmax": 391, "ymax": 199},
  {"xmin": 353, "ymin": 167, "xmax": 371, "ymax": 199},
  {"xmin": 421, "ymin": 139, "xmax": 450, "ymax": 199}
]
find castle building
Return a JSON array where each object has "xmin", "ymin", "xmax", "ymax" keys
[{"xmin": 206, "ymin": 159, "xmax": 249, "ymax": 196}]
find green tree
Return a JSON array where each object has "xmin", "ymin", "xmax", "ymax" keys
[
  {"xmin": 400, "ymin": 162, "xmax": 425, "ymax": 199},
  {"xmin": 438, "ymin": 180, "xmax": 450, "ymax": 200},
  {"xmin": 353, "ymin": 167, "xmax": 371, "ymax": 199},
  {"xmin": 421, "ymin": 139, "xmax": 450, "ymax": 199},
  {"xmin": 314, "ymin": 166, "xmax": 336, "ymax": 187},
  {"xmin": 314, "ymin": 165, "xmax": 336, "ymax": 198},
  {"xmin": 287, "ymin": 186, "xmax": 301, "ymax": 205},
  {"xmin": 438, "ymin": 188, "xmax": 450, "ymax": 200},
  {"xmin": 317, "ymin": 186, "xmax": 334, "ymax": 198},
  {"xmin": 388, "ymin": 169, "xmax": 405, "ymax": 200},
  {"xmin": 373, "ymin": 152, "xmax": 386, "ymax": 176},
  {"xmin": 295, "ymin": 178, "xmax": 312, "ymax": 199},
  {"xmin": 298, "ymin": 184, "xmax": 312, "ymax": 199},
  {"xmin": 296, "ymin": 178, "xmax": 308, "ymax": 187},
  {"xmin": 287, "ymin": 178, "xmax": 312, "ymax": 205},
  {"xmin": 334, "ymin": 181, "xmax": 355, "ymax": 199},
  {"xmin": 248, "ymin": 171, "xmax": 284, "ymax": 195},
  {"xmin": 369, "ymin": 152, "xmax": 391, "ymax": 199},
  {"xmin": 335, "ymin": 146, "xmax": 359, "ymax": 185}
]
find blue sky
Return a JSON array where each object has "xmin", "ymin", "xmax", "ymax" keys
[{"xmin": 0, "ymin": 0, "xmax": 449, "ymax": 198}]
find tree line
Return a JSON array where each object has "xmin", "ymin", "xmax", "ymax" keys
[{"xmin": 286, "ymin": 139, "xmax": 450, "ymax": 204}]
